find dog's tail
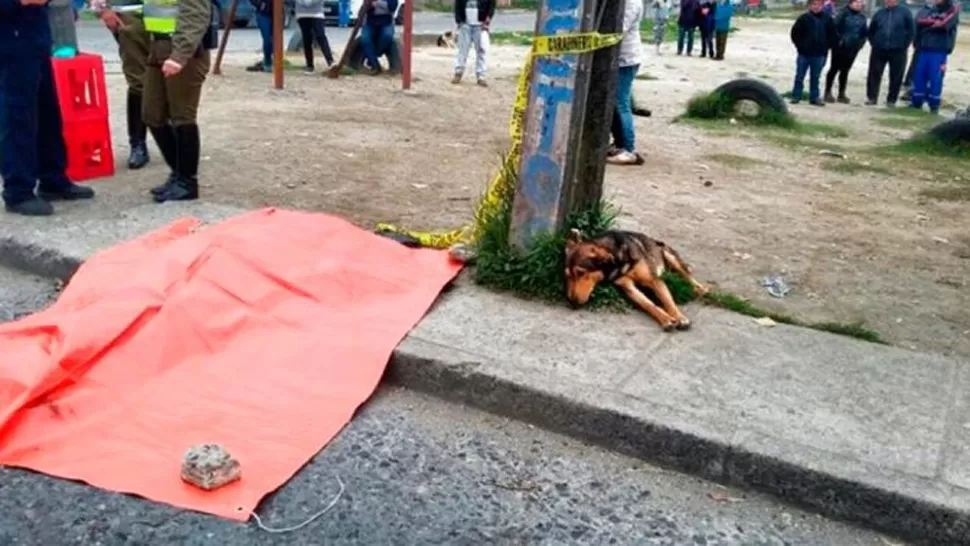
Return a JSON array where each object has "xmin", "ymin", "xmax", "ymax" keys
[{"xmin": 659, "ymin": 242, "xmax": 694, "ymax": 275}]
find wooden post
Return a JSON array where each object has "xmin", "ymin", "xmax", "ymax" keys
[
  {"xmin": 213, "ymin": 0, "xmax": 240, "ymax": 75},
  {"xmin": 402, "ymin": 0, "xmax": 414, "ymax": 89},
  {"xmin": 273, "ymin": 0, "xmax": 284, "ymax": 89},
  {"xmin": 508, "ymin": 0, "xmax": 620, "ymax": 250}
]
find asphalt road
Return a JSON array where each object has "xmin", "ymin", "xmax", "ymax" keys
[
  {"xmin": 0, "ymin": 265, "xmax": 905, "ymax": 546},
  {"xmin": 74, "ymin": 11, "xmax": 538, "ymax": 63}
]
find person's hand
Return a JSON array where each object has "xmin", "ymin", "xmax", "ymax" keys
[
  {"xmin": 483, "ymin": 17, "xmax": 490, "ymax": 30},
  {"xmin": 100, "ymin": 10, "xmax": 126, "ymax": 31},
  {"xmin": 162, "ymin": 59, "xmax": 183, "ymax": 77}
]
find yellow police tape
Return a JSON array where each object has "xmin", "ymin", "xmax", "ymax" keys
[{"xmin": 374, "ymin": 31, "xmax": 623, "ymax": 250}]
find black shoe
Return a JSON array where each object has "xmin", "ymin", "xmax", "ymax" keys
[
  {"xmin": 824, "ymin": 93, "xmax": 836, "ymax": 103},
  {"xmin": 150, "ymin": 172, "xmax": 178, "ymax": 197},
  {"xmin": 809, "ymin": 100, "xmax": 826, "ymax": 107},
  {"xmin": 153, "ymin": 177, "xmax": 198, "ymax": 203},
  {"xmin": 4, "ymin": 197, "xmax": 54, "ymax": 216},
  {"xmin": 789, "ymin": 97, "xmax": 801, "ymax": 105},
  {"xmin": 37, "ymin": 182, "xmax": 95, "ymax": 201},
  {"xmin": 128, "ymin": 141, "xmax": 150, "ymax": 170},
  {"xmin": 246, "ymin": 61, "xmax": 268, "ymax": 72},
  {"xmin": 837, "ymin": 95, "xmax": 851, "ymax": 104},
  {"xmin": 865, "ymin": 99, "xmax": 877, "ymax": 106}
]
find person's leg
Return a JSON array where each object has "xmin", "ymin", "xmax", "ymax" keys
[
  {"xmin": 0, "ymin": 55, "xmax": 51, "ymax": 214},
  {"xmin": 910, "ymin": 50, "xmax": 930, "ymax": 108},
  {"xmin": 256, "ymin": 12, "xmax": 273, "ymax": 70},
  {"xmin": 808, "ymin": 55, "xmax": 824, "ymax": 103},
  {"xmin": 654, "ymin": 19, "xmax": 665, "ymax": 51},
  {"xmin": 453, "ymin": 23, "xmax": 472, "ymax": 81},
  {"xmin": 36, "ymin": 56, "xmax": 94, "ymax": 201},
  {"xmin": 791, "ymin": 54, "xmax": 809, "ymax": 102},
  {"xmin": 686, "ymin": 27, "xmax": 695, "ymax": 55},
  {"xmin": 824, "ymin": 48, "xmax": 842, "ymax": 99},
  {"xmin": 700, "ymin": 29, "xmax": 709, "ymax": 57},
  {"xmin": 359, "ymin": 24, "xmax": 381, "ymax": 71},
  {"xmin": 866, "ymin": 48, "xmax": 887, "ymax": 103},
  {"xmin": 677, "ymin": 25, "xmax": 686, "ymax": 54},
  {"xmin": 903, "ymin": 48, "xmax": 919, "ymax": 90},
  {"xmin": 610, "ymin": 109, "xmax": 625, "ymax": 152},
  {"xmin": 926, "ymin": 51, "xmax": 947, "ymax": 113},
  {"xmin": 298, "ymin": 18, "xmax": 315, "ymax": 69},
  {"xmin": 886, "ymin": 48, "xmax": 906, "ymax": 105},
  {"xmin": 837, "ymin": 47, "xmax": 859, "ymax": 100},
  {"xmin": 474, "ymin": 25, "xmax": 489, "ymax": 83},
  {"xmin": 376, "ymin": 23, "xmax": 395, "ymax": 58},
  {"xmin": 156, "ymin": 51, "xmax": 210, "ymax": 203},
  {"xmin": 616, "ymin": 65, "xmax": 637, "ymax": 152},
  {"xmin": 143, "ymin": 63, "xmax": 178, "ymax": 196},
  {"xmin": 715, "ymin": 30, "xmax": 727, "ymax": 60},
  {"xmin": 312, "ymin": 18, "xmax": 335, "ymax": 66},
  {"xmin": 118, "ymin": 14, "xmax": 150, "ymax": 169}
]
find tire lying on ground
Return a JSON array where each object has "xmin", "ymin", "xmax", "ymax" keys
[
  {"xmin": 712, "ymin": 78, "xmax": 789, "ymax": 116},
  {"xmin": 928, "ymin": 118, "xmax": 970, "ymax": 145}
]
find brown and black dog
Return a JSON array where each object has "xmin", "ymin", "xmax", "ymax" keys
[{"xmin": 564, "ymin": 229, "xmax": 709, "ymax": 332}]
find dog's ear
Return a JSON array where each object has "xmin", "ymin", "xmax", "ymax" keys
[{"xmin": 565, "ymin": 228, "xmax": 583, "ymax": 252}]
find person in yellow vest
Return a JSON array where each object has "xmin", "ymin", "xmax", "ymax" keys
[
  {"xmin": 90, "ymin": 0, "xmax": 151, "ymax": 170},
  {"xmin": 142, "ymin": 0, "xmax": 216, "ymax": 202}
]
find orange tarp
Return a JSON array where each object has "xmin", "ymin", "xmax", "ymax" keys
[{"xmin": 0, "ymin": 208, "xmax": 461, "ymax": 520}]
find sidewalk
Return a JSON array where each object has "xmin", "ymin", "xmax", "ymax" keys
[{"xmin": 2, "ymin": 199, "xmax": 968, "ymax": 544}]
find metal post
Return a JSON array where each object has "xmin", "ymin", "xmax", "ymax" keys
[
  {"xmin": 273, "ymin": 0, "xmax": 284, "ymax": 89},
  {"xmin": 402, "ymin": 0, "xmax": 413, "ymax": 89}
]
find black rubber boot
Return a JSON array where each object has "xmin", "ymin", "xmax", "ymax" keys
[
  {"xmin": 148, "ymin": 125, "xmax": 178, "ymax": 196},
  {"xmin": 127, "ymin": 91, "xmax": 150, "ymax": 170},
  {"xmin": 155, "ymin": 124, "xmax": 200, "ymax": 203},
  {"xmin": 5, "ymin": 197, "xmax": 54, "ymax": 216}
]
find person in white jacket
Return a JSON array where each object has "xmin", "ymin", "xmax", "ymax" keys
[{"xmin": 607, "ymin": 0, "xmax": 646, "ymax": 166}]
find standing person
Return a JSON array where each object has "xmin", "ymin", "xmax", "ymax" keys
[
  {"xmin": 246, "ymin": 0, "xmax": 274, "ymax": 72},
  {"xmin": 452, "ymin": 0, "xmax": 494, "ymax": 86},
  {"xmin": 295, "ymin": 0, "xmax": 334, "ymax": 73},
  {"xmin": 864, "ymin": 0, "xmax": 915, "ymax": 107},
  {"xmin": 824, "ymin": 0, "xmax": 868, "ymax": 103},
  {"xmin": 901, "ymin": 0, "xmax": 933, "ymax": 100},
  {"xmin": 91, "ymin": 0, "xmax": 152, "ymax": 170},
  {"xmin": 607, "ymin": 0, "xmax": 644, "ymax": 166},
  {"xmin": 1, "ymin": 0, "xmax": 96, "ymax": 216},
  {"xmin": 789, "ymin": 0, "xmax": 837, "ymax": 106},
  {"xmin": 359, "ymin": 0, "xmax": 398, "ymax": 74},
  {"xmin": 713, "ymin": 0, "xmax": 734, "ymax": 60},
  {"xmin": 142, "ymin": 0, "xmax": 218, "ymax": 202},
  {"xmin": 677, "ymin": 0, "xmax": 699, "ymax": 56},
  {"xmin": 910, "ymin": 0, "xmax": 959, "ymax": 113},
  {"xmin": 650, "ymin": 0, "xmax": 669, "ymax": 55},
  {"xmin": 698, "ymin": 0, "xmax": 716, "ymax": 59}
]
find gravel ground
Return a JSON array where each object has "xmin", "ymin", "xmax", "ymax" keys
[{"xmin": 0, "ymin": 265, "xmax": 906, "ymax": 546}]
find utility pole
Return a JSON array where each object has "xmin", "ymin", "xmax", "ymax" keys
[{"xmin": 508, "ymin": 0, "xmax": 623, "ymax": 250}]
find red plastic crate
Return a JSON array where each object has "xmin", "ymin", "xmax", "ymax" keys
[
  {"xmin": 62, "ymin": 119, "xmax": 115, "ymax": 182},
  {"xmin": 51, "ymin": 53, "xmax": 109, "ymax": 125}
]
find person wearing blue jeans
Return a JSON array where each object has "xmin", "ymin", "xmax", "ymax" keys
[
  {"xmin": 607, "ymin": 0, "xmax": 644, "ymax": 166},
  {"xmin": 360, "ymin": 0, "xmax": 398, "ymax": 73},
  {"xmin": 910, "ymin": 0, "xmax": 959, "ymax": 113},
  {"xmin": 789, "ymin": 0, "xmax": 837, "ymax": 106},
  {"xmin": 247, "ymin": 0, "xmax": 275, "ymax": 72}
]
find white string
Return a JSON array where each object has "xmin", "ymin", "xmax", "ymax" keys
[{"xmin": 249, "ymin": 474, "xmax": 346, "ymax": 534}]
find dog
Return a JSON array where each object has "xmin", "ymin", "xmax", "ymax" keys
[
  {"xmin": 437, "ymin": 30, "xmax": 457, "ymax": 48},
  {"xmin": 564, "ymin": 228, "xmax": 709, "ymax": 332}
]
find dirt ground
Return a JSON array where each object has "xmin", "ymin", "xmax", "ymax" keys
[{"xmin": 95, "ymin": 18, "xmax": 970, "ymax": 359}]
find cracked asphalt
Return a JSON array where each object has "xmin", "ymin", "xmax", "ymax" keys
[{"xmin": 0, "ymin": 265, "xmax": 904, "ymax": 546}]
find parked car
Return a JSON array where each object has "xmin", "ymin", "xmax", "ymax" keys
[
  {"xmin": 321, "ymin": 0, "xmax": 406, "ymax": 26},
  {"xmin": 220, "ymin": 0, "xmax": 295, "ymax": 29}
]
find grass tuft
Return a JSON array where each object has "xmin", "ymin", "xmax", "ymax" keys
[
  {"xmin": 703, "ymin": 153, "xmax": 766, "ymax": 169},
  {"xmin": 683, "ymin": 91, "xmax": 848, "ymax": 138},
  {"xmin": 879, "ymin": 132, "xmax": 970, "ymax": 158}
]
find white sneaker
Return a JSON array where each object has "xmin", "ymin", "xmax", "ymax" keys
[{"xmin": 606, "ymin": 150, "xmax": 642, "ymax": 165}]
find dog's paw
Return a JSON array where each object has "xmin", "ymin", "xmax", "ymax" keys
[{"xmin": 694, "ymin": 284, "xmax": 710, "ymax": 297}]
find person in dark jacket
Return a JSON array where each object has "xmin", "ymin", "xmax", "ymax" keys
[
  {"xmin": 789, "ymin": 0, "xmax": 838, "ymax": 106},
  {"xmin": 910, "ymin": 0, "xmax": 959, "ymax": 113},
  {"xmin": 452, "ymin": 0, "xmax": 495, "ymax": 86},
  {"xmin": 698, "ymin": 0, "xmax": 716, "ymax": 58},
  {"xmin": 0, "ymin": 0, "xmax": 96, "ymax": 216},
  {"xmin": 677, "ymin": 0, "xmax": 699, "ymax": 55},
  {"xmin": 360, "ymin": 0, "xmax": 398, "ymax": 73},
  {"xmin": 824, "ymin": 0, "xmax": 867, "ymax": 103},
  {"xmin": 864, "ymin": 0, "xmax": 915, "ymax": 107}
]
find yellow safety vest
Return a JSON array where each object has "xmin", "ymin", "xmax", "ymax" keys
[{"xmin": 143, "ymin": 0, "xmax": 178, "ymax": 34}]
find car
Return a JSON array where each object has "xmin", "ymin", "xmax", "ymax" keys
[
  {"xmin": 320, "ymin": 0, "xmax": 407, "ymax": 26},
  {"xmin": 220, "ymin": 0, "xmax": 295, "ymax": 29}
]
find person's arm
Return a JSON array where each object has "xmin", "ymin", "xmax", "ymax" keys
[
  {"xmin": 484, "ymin": 0, "xmax": 494, "ymax": 22},
  {"xmin": 385, "ymin": 0, "xmax": 398, "ymax": 16},
  {"xmin": 867, "ymin": 11, "xmax": 878, "ymax": 45},
  {"xmin": 453, "ymin": 0, "xmax": 463, "ymax": 25},
  {"xmin": 827, "ymin": 15, "xmax": 838, "ymax": 48},
  {"xmin": 932, "ymin": 4, "xmax": 959, "ymax": 30},
  {"xmin": 170, "ymin": 0, "xmax": 212, "ymax": 66},
  {"xmin": 904, "ymin": 8, "xmax": 915, "ymax": 47},
  {"xmin": 790, "ymin": 15, "xmax": 803, "ymax": 47}
]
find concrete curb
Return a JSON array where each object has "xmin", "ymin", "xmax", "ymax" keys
[{"xmin": 2, "ymin": 234, "xmax": 966, "ymax": 544}]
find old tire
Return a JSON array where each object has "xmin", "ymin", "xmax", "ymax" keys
[
  {"xmin": 928, "ymin": 118, "xmax": 970, "ymax": 145},
  {"xmin": 712, "ymin": 78, "xmax": 789, "ymax": 116}
]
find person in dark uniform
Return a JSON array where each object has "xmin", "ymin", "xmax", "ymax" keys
[
  {"xmin": 0, "ymin": 0, "xmax": 96, "ymax": 216},
  {"xmin": 92, "ymin": 0, "xmax": 152, "ymax": 169},
  {"xmin": 142, "ymin": 0, "xmax": 217, "ymax": 202}
]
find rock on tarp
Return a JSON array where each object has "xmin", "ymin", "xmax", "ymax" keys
[{"xmin": 0, "ymin": 208, "xmax": 461, "ymax": 520}]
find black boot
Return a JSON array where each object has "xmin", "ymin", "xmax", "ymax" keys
[
  {"xmin": 148, "ymin": 124, "xmax": 178, "ymax": 196},
  {"xmin": 155, "ymin": 124, "xmax": 200, "ymax": 203},
  {"xmin": 126, "ymin": 91, "xmax": 150, "ymax": 170}
]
